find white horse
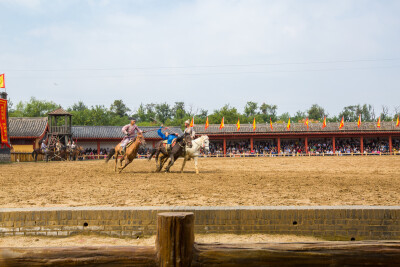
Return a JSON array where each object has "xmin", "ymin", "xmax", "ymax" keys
[{"xmin": 181, "ymin": 135, "xmax": 210, "ymax": 174}]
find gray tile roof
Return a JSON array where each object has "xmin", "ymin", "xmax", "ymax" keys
[
  {"xmin": 71, "ymin": 126, "xmax": 183, "ymax": 139},
  {"xmin": 8, "ymin": 117, "xmax": 48, "ymax": 138},
  {"xmin": 194, "ymin": 121, "xmax": 400, "ymax": 134},
  {"xmin": 48, "ymin": 107, "xmax": 72, "ymax": 116}
]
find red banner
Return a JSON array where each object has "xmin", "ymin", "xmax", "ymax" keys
[{"xmin": 0, "ymin": 99, "xmax": 10, "ymax": 147}]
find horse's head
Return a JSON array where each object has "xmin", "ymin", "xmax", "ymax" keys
[
  {"xmin": 202, "ymin": 135, "xmax": 210, "ymax": 153},
  {"xmin": 184, "ymin": 133, "xmax": 192, "ymax": 148},
  {"xmin": 137, "ymin": 132, "xmax": 146, "ymax": 146}
]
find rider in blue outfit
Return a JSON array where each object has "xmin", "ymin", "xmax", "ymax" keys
[{"xmin": 157, "ymin": 124, "xmax": 178, "ymax": 152}]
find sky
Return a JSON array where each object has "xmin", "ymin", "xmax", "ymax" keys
[{"xmin": 0, "ymin": 0, "xmax": 399, "ymax": 116}]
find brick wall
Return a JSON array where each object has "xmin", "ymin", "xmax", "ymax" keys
[{"xmin": 1, "ymin": 206, "xmax": 399, "ymax": 241}]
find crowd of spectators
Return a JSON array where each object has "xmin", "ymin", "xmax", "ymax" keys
[
  {"xmin": 363, "ymin": 139, "xmax": 389, "ymax": 154},
  {"xmin": 335, "ymin": 138, "xmax": 361, "ymax": 154},
  {"xmin": 307, "ymin": 139, "xmax": 334, "ymax": 154},
  {"xmin": 79, "ymin": 137, "xmax": 400, "ymax": 159}
]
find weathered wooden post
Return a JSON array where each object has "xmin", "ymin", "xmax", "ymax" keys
[{"xmin": 156, "ymin": 212, "xmax": 194, "ymax": 267}]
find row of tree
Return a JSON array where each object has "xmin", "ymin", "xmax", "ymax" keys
[{"xmin": 8, "ymin": 97, "xmax": 400, "ymax": 127}]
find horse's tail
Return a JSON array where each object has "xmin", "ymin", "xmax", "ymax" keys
[
  {"xmin": 105, "ymin": 148, "xmax": 115, "ymax": 163},
  {"xmin": 148, "ymin": 148, "xmax": 157, "ymax": 161}
]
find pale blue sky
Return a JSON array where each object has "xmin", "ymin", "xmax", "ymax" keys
[{"xmin": 1, "ymin": 0, "xmax": 399, "ymax": 116}]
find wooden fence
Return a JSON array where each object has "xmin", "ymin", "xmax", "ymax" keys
[
  {"xmin": 9, "ymin": 151, "xmax": 400, "ymax": 162},
  {"xmin": 1, "ymin": 212, "xmax": 400, "ymax": 266}
]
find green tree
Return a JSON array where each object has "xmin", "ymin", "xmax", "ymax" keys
[
  {"xmin": 278, "ymin": 112, "xmax": 290, "ymax": 122},
  {"xmin": 172, "ymin": 102, "xmax": 186, "ymax": 120},
  {"xmin": 9, "ymin": 97, "xmax": 59, "ymax": 117},
  {"xmin": 110, "ymin": 100, "xmax": 131, "ymax": 117},
  {"xmin": 135, "ymin": 103, "xmax": 147, "ymax": 122},
  {"xmin": 244, "ymin": 101, "xmax": 258, "ymax": 117},
  {"xmin": 155, "ymin": 103, "xmax": 171, "ymax": 123},
  {"xmin": 292, "ymin": 110, "xmax": 306, "ymax": 122},
  {"xmin": 307, "ymin": 104, "xmax": 325, "ymax": 121},
  {"xmin": 209, "ymin": 104, "xmax": 241, "ymax": 124},
  {"xmin": 259, "ymin": 103, "xmax": 278, "ymax": 121}
]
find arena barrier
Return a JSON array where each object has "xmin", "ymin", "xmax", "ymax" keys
[
  {"xmin": 1, "ymin": 212, "xmax": 400, "ymax": 266},
  {"xmin": 9, "ymin": 151, "xmax": 400, "ymax": 162},
  {"xmin": 1, "ymin": 206, "xmax": 399, "ymax": 241}
]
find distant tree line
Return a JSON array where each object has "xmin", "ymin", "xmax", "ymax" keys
[{"xmin": 8, "ymin": 97, "xmax": 400, "ymax": 127}]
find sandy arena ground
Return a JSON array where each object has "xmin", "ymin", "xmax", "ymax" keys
[
  {"xmin": 1, "ymin": 156, "xmax": 399, "ymax": 208},
  {"xmin": 0, "ymin": 234, "xmax": 323, "ymax": 247}
]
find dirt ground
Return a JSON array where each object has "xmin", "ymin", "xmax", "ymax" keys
[
  {"xmin": 1, "ymin": 156, "xmax": 399, "ymax": 208},
  {"xmin": 0, "ymin": 234, "xmax": 322, "ymax": 247}
]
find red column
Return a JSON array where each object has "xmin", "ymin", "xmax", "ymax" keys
[
  {"xmin": 97, "ymin": 141, "xmax": 100, "ymax": 153},
  {"xmin": 277, "ymin": 137, "xmax": 281, "ymax": 154},
  {"xmin": 250, "ymin": 137, "xmax": 254, "ymax": 151},
  {"xmin": 360, "ymin": 136, "xmax": 364, "ymax": 153},
  {"xmin": 389, "ymin": 136, "xmax": 393, "ymax": 153},
  {"xmin": 152, "ymin": 141, "xmax": 156, "ymax": 148},
  {"xmin": 223, "ymin": 138, "xmax": 227, "ymax": 156},
  {"xmin": 332, "ymin": 137, "xmax": 336, "ymax": 153},
  {"xmin": 305, "ymin": 137, "xmax": 308, "ymax": 153}
]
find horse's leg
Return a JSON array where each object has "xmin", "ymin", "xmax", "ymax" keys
[
  {"xmin": 118, "ymin": 158, "xmax": 132, "ymax": 173},
  {"xmin": 180, "ymin": 156, "xmax": 187, "ymax": 173},
  {"xmin": 194, "ymin": 156, "xmax": 199, "ymax": 174},
  {"xmin": 114, "ymin": 151, "xmax": 119, "ymax": 172},
  {"xmin": 164, "ymin": 155, "xmax": 175, "ymax": 173},
  {"xmin": 156, "ymin": 154, "xmax": 165, "ymax": 172}
]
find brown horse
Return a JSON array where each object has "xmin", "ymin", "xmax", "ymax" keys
[
  {"xmin": 105, "ymin": 132, "xmax": 146, "ymax": 173},
  {"xmin": 68, "ymin": 146, "xmax": 84, "ymax": 161},
  {"xmin": 148, "ymin": 133, "xmax": 190, "ymax": 172}
]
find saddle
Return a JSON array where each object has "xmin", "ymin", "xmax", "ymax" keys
[
  {"xmin": 162, "ymin": 139, "xmax": 177, "ymax": 149},
  {"xmin": 126, "ymin": 137, "xmax": 137, "ymax": 149}
]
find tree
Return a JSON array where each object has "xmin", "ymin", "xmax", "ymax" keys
[
  {"xmin": 244, "ymin": 101, "xmax": 258, "ymax": 117},
  {"xmin": 259, "ymin": 103, "xmax": 278, "ymax": 121},
  {"xmin": 380, "ymin": 105, "xmax": 390, "ymax": 121},
  {"xmin": 339, "ymin": 104, "xmax": 375, "ymax": 122},
  {"xmin": 145, "ymin": 103, "xmax": 156, "ymax": 122},
  {"xmin": 70, "ymin": 101, "xmax": 88, "ymax": 112},
  {"xmin": 293, "ymin": 110, "xmax": 306, "ymax": 122},
  {"xmin": 172, "ymin": 102, "xmax": 186, "ymax": 120},
  {"xmin": 155, "ymin": 103, "xmax": 171, "ymax": 123},
  {"xmin": 278, "ymin": 112, "xmax": 290, "ymax": 122},
  {"xmin": 307, "ymin": 104, "xmax": 325, "ymax": 121},
  {"xmin": 110, "ymin": 100, "xmax": 131, "ymax": 117},
  {"xmin": 135, "ymin": 103, "xmax": 147, "ymax": 122},
  {"xmin": 9, "ymin": 97, "xmax": 59, "ymax": 117},
  {"xmin": 209, "ymin": 104, "xmax": 240, "ymax": 124}
]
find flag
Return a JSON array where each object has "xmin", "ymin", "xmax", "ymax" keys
[
  {"xmin": 0, "ymin": 99, "xmax": 11, "ymax": 147},
  {"xmin": 397, "ymin": 115, "xmax": 399, "ymax": 127},
  {"xmin": 252, "ymin": 117, "xmax": 256, "ymax": 131},
  {"xmin": 322, "ymin": 116, "xmax": 327, "ymax": 129},
  {"xmin": 377, "ymin": 117, "xmax": 381, "ymax": 128},
  {"xmin": 236, "ymin": 118, "xmax": 240, "ymax": 131},
  {"xmin": 0, "ymin": 74, "xmax": 4, "ymax": 88},
  {"xmin": 189, "ymin": 117, "xmax": 194, "ymax": 127},
  {"xmin": 286, "ymin": 118, "xmax": 291, "ymax": 130},
  {"xmin": 270, "ymin": 117, "xmax": 273, "ymax": 130},
  {"xmin": 304, "ymin": 117, "xmax": 309, "ymax": 130},
  {"xmin": 339, "ymin": 116, "xmax": 344, "ymax": 129},
  {"xmin": 205, "ymin": 116, "xmax": 209, "ymax": 130},
  {"xmin": 219, "ymin": 117, "xmax": 224, "ymax": 129},
  {"xmin": 357, "ymin": 114, "xmax": 361, "ymax": 128}
]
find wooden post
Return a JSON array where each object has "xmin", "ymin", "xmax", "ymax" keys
[
  {"xmin": 250, "ymin": 137, "xmax": 254, "ymax": 151},
  {"xmin": 305, "ymin": 137, "xmax": 308, "ymax": 153},
  {"xmin": 389, "ymin": 136, "xmax": 393, "ymax": 154},
  {"xmin": 156, "ymin": 212, "xmax": 194, "ymax": 267},
  {"xmin": 223, "ymin": 138, "xmax": 226, "ymax": 157},
  {"xmin": 360, "ymin": 136, "xmax": 364, "ymax": 154},
  {"xmin": 97, "ymin": 141, "xmax": 101, "ymax": 154},
  {"xmin": 277, "ymin": 137, "xmax": 281, "ymax": 154},
  {"xmin": 332, "ymin": 137, "xmax": 335, "ymax": 153}
]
